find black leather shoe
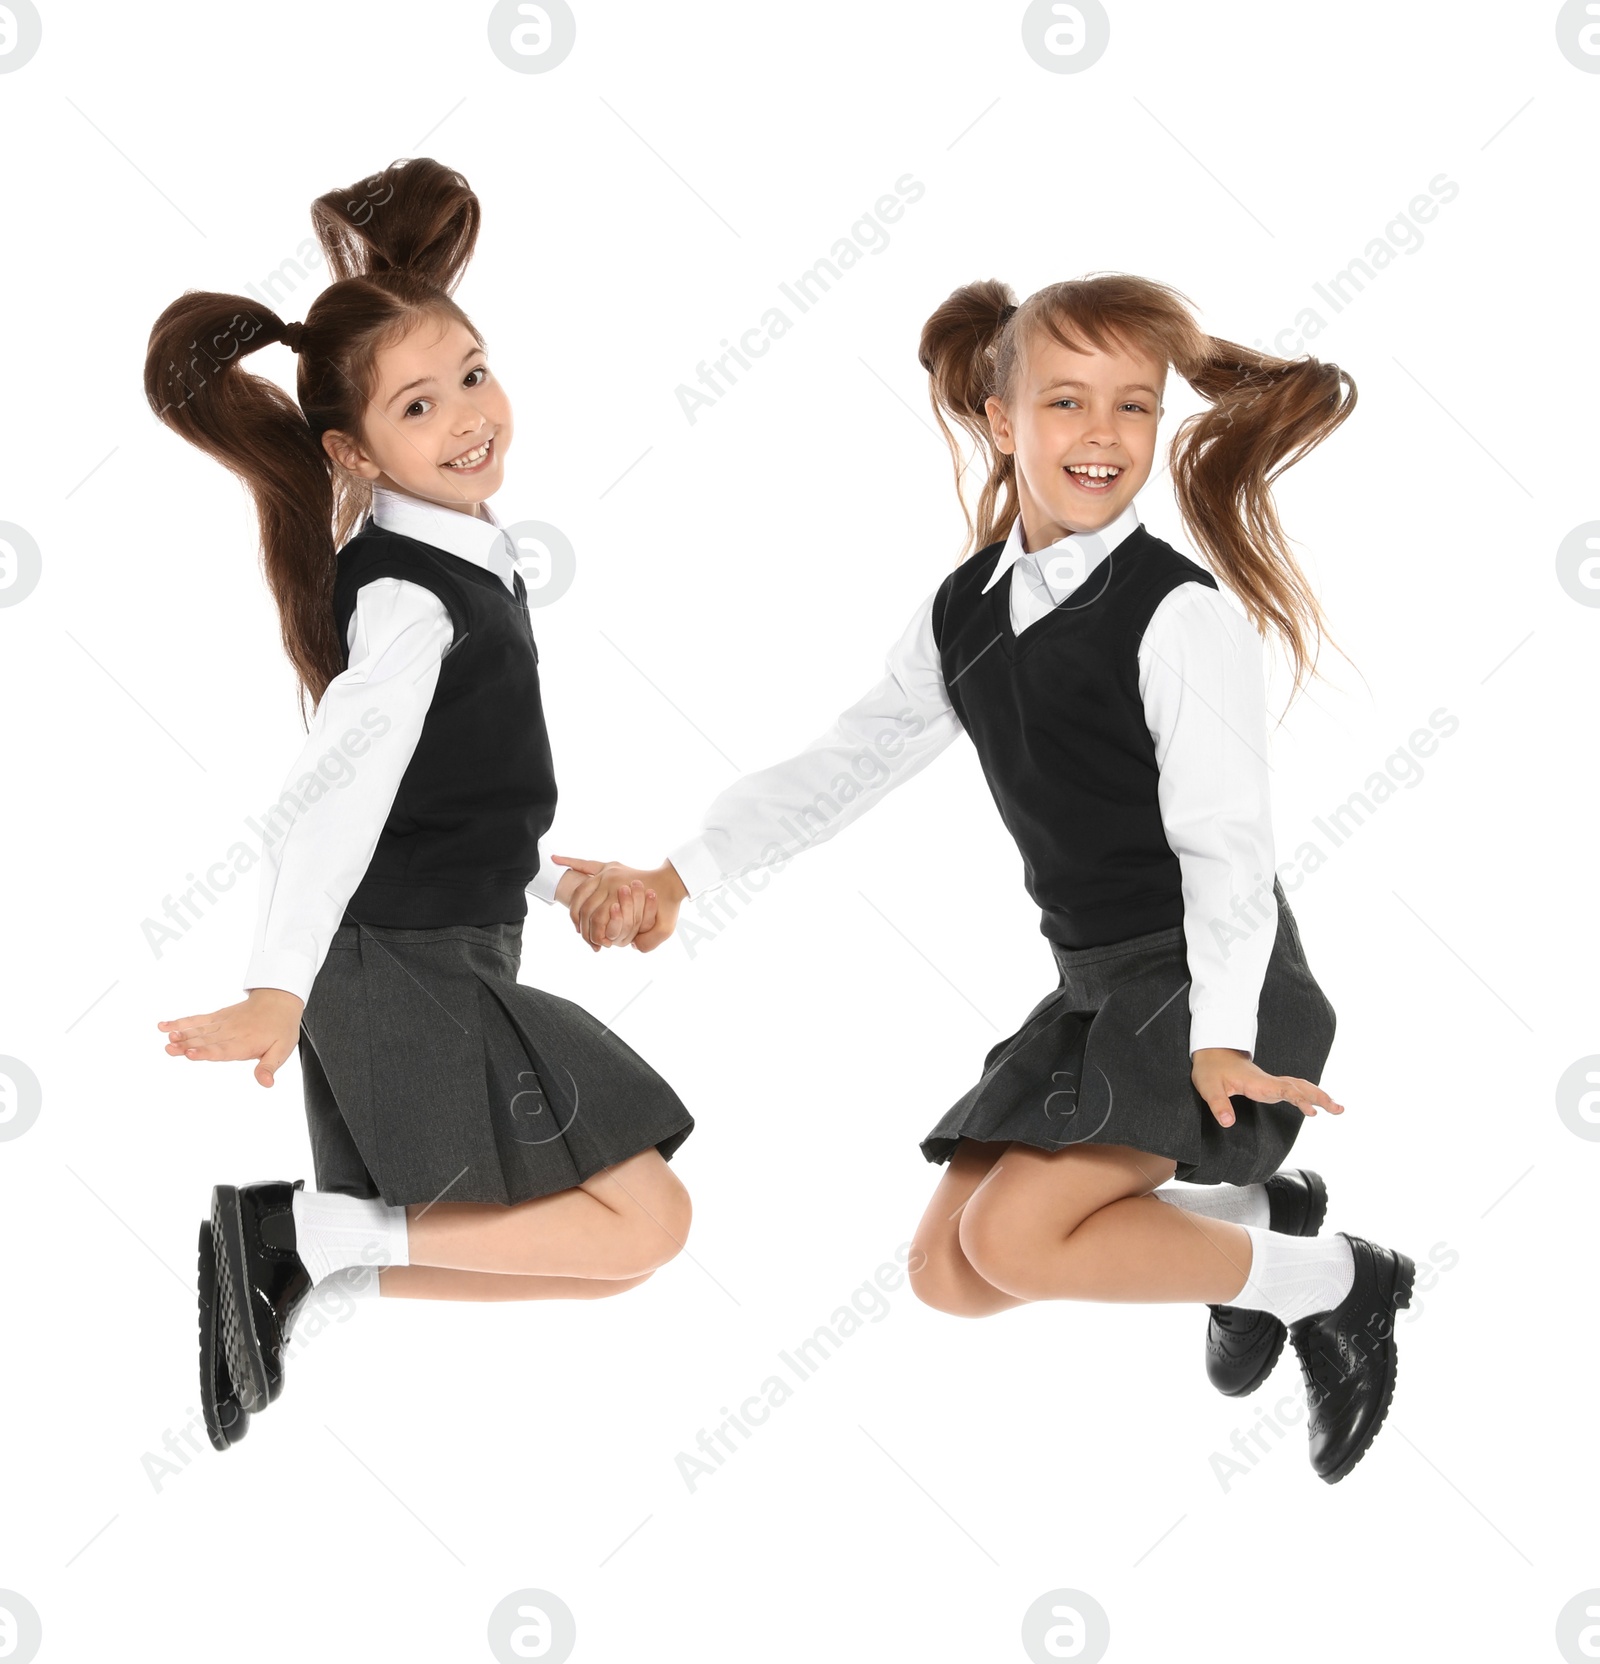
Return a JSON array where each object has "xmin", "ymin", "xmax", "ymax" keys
[
  {"xmin": 1289, "ymin": 1232, "xmax": 1414, "ymax": 1483},
  {"xmin": 1263, "ymin": 1168, "xmax": 1329, "ymax": 1238},
  {"xmin": 197, "ymin": 1221, "xmax": 248, "ymax": 1451},
  {"xmin": 1204, "ymin": 1169, "xmax": 1328, "ymax": 1397},
  {"xmin": 210, "ymin": 1180, "xmax": 313, "ymax": 1415}
]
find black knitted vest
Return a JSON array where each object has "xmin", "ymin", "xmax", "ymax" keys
[
  {"xmin": 331, "ymin": 517, "xmax": 557, "ymax": 927},
  {"xmin": 932, "ymin": 525, "xmax": 1218, "ymax": 947}
]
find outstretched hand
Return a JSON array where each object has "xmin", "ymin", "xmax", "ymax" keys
[
  {"xmin": 553, "ymin": 855, "xmax": 687, "ymax": 952},
  {"xmin": 157, "ymin": 988, "xmax": 306, "ymax": 1088},
  {"xmin": 1191, "ymin": 1047, "xmax": 1344, "ymax": 1130}
]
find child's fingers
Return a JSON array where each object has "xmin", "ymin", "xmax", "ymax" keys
[
  {"xmin": 1200, "ymin": 1087, "xmax": 1236, "ymax": 1129},
  {"xmin": 587, "ymin": 896, "xmax": 618, "ymax": 945},
  {"xmin": 1229, "ymin": 1070, "xmax": 1333, "ymax": 1115},
  {"xmin": 1294, "ymin": 1077, "xmax": 1342, "ymax": 1113},
  {"xmin": 167, "ymin": 1023, "xmax": 233, "ymax": 1056},
  {"xmin": 1258, "ymin": 1074, "xmax": 1340, "ymax": 1115},
  {"xmin": 567, "ymin": 875, "xmax": 603, "ymax": 930},
  {"xmin": 600, "ymin": 881, "xmax": 643, "ymax": 943},
  {"xmin": 164, "ymin": 1018, "xmax": 222, "ymax": 1044},
  {"xmin": 604, "ymin": 886, "xmax": 638, "ymax": 944},
  {"xmin": 174, "ymin": 1035, "xmax": 248, "ymax": 1063},
  {"xmin": 620, "ymin": 881, "xmax": 651, "ymax": 943},
  {"xmin": 255, "ymin": 1036, "xmax": 297, "ymax": 1087},
  {"xmin": 159, "ymin": 1014, "xmax": 223, "ymax": 1041}
]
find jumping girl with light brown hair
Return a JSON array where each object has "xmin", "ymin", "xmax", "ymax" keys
[
  {"xmin": 563, "ymin": 273, "xmax": 1415, "ymax": 1484},
  {"xmin": 145, "ymin": 157, "xmax": 695, "ymax": 1452}
]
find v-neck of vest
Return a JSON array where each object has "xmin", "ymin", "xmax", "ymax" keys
[
  {"xmin": 987, "ymin": 525, "xmax": 1147, "ymax": 660},
  {"xmin": 357, "ymin": 520, "xmax": 514, "ymax": 595}
]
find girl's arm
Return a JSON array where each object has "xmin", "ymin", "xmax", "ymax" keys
[
  {"xmin": 1139, "ymin": 584, "xmax": 1342, "ymax": 1126},
  {"xmin": 562, "ymin": 586, "xmax": 963, "ymax": 945},
  {"xmin": 1139, "ymin": 581, "xmax": 1278, "ymax": 1058},
  {"xmin": 241, "ymin": 577, "xmax": 455, "ymax": 1005},
  {"xmin": 160, "ymin": 578, "xmax": 453, "ymax": 1084}
]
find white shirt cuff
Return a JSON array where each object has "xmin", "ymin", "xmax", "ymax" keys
[
  {"xmin": 526, "ymin": 860, "xmax": 563, "ymax": 905},
  {"xmin": 242, "ymin": 950, "xmax": 318, "ymax": 1008},
  {"xmin": 1188, "ymin": 1009, "xmax": 1258, "ymax": 1059},
  {"xmin": 665, "ymin": 837, "xmax": 725, "ymax": 900}
]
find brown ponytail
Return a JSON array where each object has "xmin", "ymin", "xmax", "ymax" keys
[
  {"xmin": 918, "ymin": 274, "xmax": 1356, "ymax": 696},
  {"xmin": 143, "ymin": 157, "xmax": 484, "ymax": 722}
]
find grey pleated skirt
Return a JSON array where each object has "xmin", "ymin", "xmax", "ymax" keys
[
  {"xmin": 298, "ymin": 918, "xmax": 694, "ymax": 1206},
  {"xmin": 920, "ymin": 880, "xmax": 1336, "ymax": 1186}
]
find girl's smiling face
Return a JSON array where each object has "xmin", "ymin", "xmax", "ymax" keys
[
  {"xmin": 985, "ymin": 329, "xmax": 1165, "ymax": 551},
  {"xmin": 323, "ymin": 313, "xmax": 512, "ymax": 516}
]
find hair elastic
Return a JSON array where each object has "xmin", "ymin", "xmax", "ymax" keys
[{"xmin": 280, "ymin": 319, "xmax": 306, "ymax": 354}]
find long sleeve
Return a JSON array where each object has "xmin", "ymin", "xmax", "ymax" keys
[
  {"xmin": 667, "ymin": 587, "xmax": 964, "ymax": 896},
  {"xmin": 526, "ymin": 832, "xmax": 562, "ymax": 905},
  {"xmin": 241, "ymin": 578, "xmax": 453, "ymax": 1004},
  {"xmin": 1138, "ymin": 584, "xmax": 1278, "ymax": 1058}
]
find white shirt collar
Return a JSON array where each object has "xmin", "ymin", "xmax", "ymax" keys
[
  {"xmin": 981, "ymin": 498, "xmax": 1143, "ymax": 593},
  {"xmin": 370, "ymin": 484, "xmax": 510, "ymax": 571}
]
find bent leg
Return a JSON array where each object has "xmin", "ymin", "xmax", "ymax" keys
[
  {"xmin": 908, "ymin": 1139, "xmax": 1027, "ymax": 1317},
  {"xmin": 960, "ymin": 1141, "xmax": 1254, "ymax": 1304},
  {"xmin": 377, "ymin": 1267, "xmax": 655, "ymax": 1302},
  {"xmin": 405, "ymin": 1148, "xmax": 692, "ymax": 1280}
]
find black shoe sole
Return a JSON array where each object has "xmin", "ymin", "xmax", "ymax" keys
[
  {"xmin": 1208, "ymin": 1170, "xmax": 1329, "ymax": 1398},
  {"xmin": 1318, "ymin": 1249, "xmax": 1416, "ymax": 1486},
  {"xmin": 197, "ymin": 1222, "xmax": 247, "ymax": 1450},
  {"xmin": 211, "ymin": 1185, "xmax": 271, "ymax": 1415}
]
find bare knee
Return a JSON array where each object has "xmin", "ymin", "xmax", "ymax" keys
[
  {"xmin": 908, "ymin": 1238, "xmax": 1000, "ymax": 1317},
  {"xmin": 958, "ymin": 1204, "xmax": 1060, "ymax": 1302},
  {"xmin": 908, "ymin": 1239, "xmax": 965, "ymax": 1313},
  {"xmin": 614, "ymin": 1166, "xmax": 693, "ymax": 1276}
]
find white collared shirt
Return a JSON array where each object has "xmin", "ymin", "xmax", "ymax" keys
[
  {"xmin": 666, "ymin": 499, "xmax": 1279, "ymax": 1056},
  {"xmin": 241, "ymin": 486, "xmax": 561, "ymax": 1005}
]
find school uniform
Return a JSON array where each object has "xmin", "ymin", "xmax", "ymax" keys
[
  {"xmin": 243, "ymin": 487, "xmax": 693, "ymax": 1207},
  {"xmin": 666, "ymin": 500, "xmax": 1334, "ymax": 1186}
]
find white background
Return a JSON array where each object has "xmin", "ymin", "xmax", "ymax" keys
[{"xmin": 0, "ymin": 2, "xmax": 1594, "ymax": 1660}]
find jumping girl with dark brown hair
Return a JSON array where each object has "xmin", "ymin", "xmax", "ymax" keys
[
  {"xmin": 146, "ymin": 157, "xmax": 695, "ymax": 1452},
  {"xmin": 565, "ymin": 273, "xmax": 1415, "ymax": 1484}
]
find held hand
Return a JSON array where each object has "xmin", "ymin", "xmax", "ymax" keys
[
  {"xmin": 553, "ymin": 856, "xmax": 659, "ymax": 951},
  {"xmin": 552, "ymin": 855, "xmax": 686, "ymax": 952},
  {"xmin": 157, "ymin": 988, "xmax": 306, "ymax": 1088},
  {"xmin": 631, "ymin": 861, "xmax": 684, "ymax": 952},
  {"xmin": 1191, "ymin": 1047, "xmax": 1345, "ymax": 1130}
]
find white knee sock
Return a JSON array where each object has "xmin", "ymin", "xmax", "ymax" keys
[
  {"xmin": 1228, "ymin": 1227, "xmax": 1354, "ymax": 1324},
  {"xmin": 1154, "ymin": 1182, "xmax": 1271, "ymax": 1229},
  {"xmin": 291, "ymin": 1190, "xmax": 410, "ymax": 1286}
]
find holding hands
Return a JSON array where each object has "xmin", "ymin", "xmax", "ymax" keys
[{"xmin": 552, "ymin": 856, "xmax": 688, "ymax": 952}]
